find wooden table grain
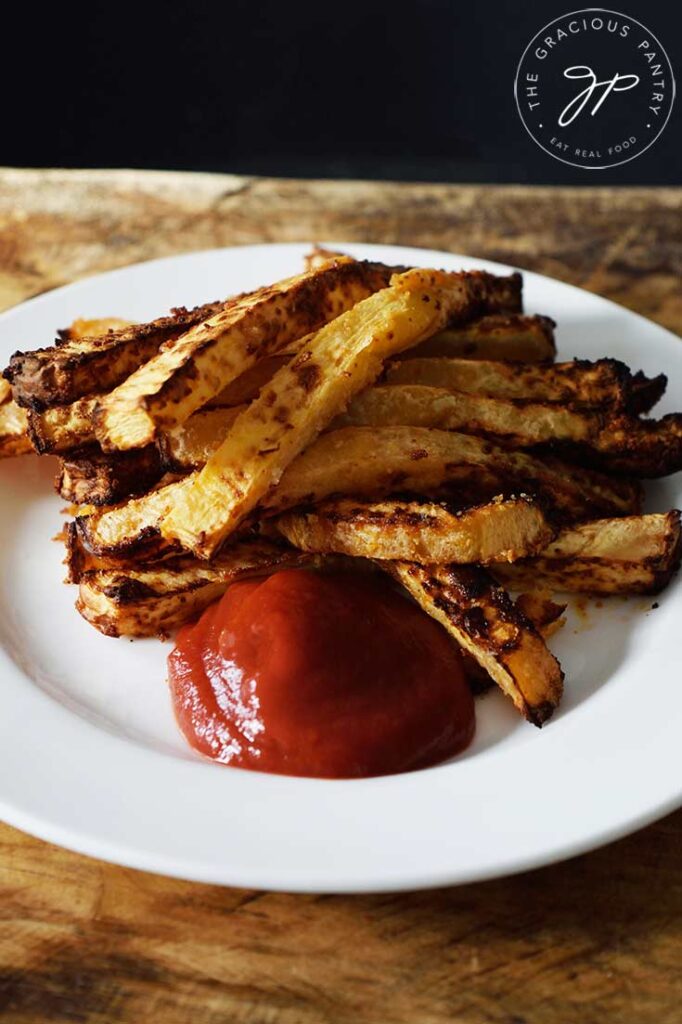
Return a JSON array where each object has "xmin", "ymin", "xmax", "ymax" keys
[{"xmin": 0, "ymin": 169, "xmax": 680, "ymax": 1024}]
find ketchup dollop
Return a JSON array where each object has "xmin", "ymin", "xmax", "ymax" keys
[{"xmin": 168, "ymin": 569, "xmax": 474, "ymax": 778}]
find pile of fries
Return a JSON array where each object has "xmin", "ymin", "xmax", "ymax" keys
[{"xmin": 2, "ymin": 248, "xmax": 680, "ymax": 727}]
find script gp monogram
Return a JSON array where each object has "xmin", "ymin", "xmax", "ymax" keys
[
  {"xmin": 558, "ymin": 67, "xmax": 639, "ymax": 126},
  {"xmin": 514, "ymin": 10, "xmax": 675, "ymax": 169}
]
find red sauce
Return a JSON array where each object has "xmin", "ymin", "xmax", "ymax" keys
[{"xmin": 168, "ymin": 569, "xmax": 475, "ymax": 778}]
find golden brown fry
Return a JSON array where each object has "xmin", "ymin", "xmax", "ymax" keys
[
  {"xmin": 594, "ymin": 413, "xmax": 682, "ymax": 477},
  {"xmin": 64, "ymin": 520, "xmax": 125, "ymax": 583},
  {"xmin": 28, "ymin": 357, "xmax": 292, "ymax": 458},
  {"xmin": 262, "ymin": 428, "xmax": 640, "ymax": 521},
  {"xmin": 493, "ymin": 512, "xmax": 681, "ymax": 594},
  {"xmin": 303, "ymin": 248, "xmax": 524, "ymax": 315},
  {"xmin": 157, "ymin": 405, "xmax": 243, "ymax": 472},
  {"xmin": 341, "ymin": 384, "xmax": 590, "ymax": 442},
  {"xmin": 29, "ymin": 394, "xmax": 242, "ymax": 462},
  {"xmin": 386, "ymin": 561, "xmax": 564, "ymax": 726},
  {"xmin": 5, "ymin": 307, "xmax": 223, "ymax": 411},
  {"xmin": 5, "ymin": 268, "xmax": 526, "ymax": 461},
  {"xmin": 63, "ymin": 521, "xmax": 94, "ymax": 583},
  {"xmin": 6, "ymin": 318, "xmax": 133, "ymax": 452},
  {"xmin": 56, "ymin": 445, "xmax": 164, "ymax": 506},
  {"xmin": 22, "ymin": 336, "xmax": 282, "ymax": 458},
  {"xmin": 63, "ymin": 519, "xmax": 187, "ymax": 584},
  {"xmin": 402, "ymin": 314, "xmax": 554, "ymax": 363},
  {"xmin": 383, "ymin": 356, "xmax": 639, "ymax": 409},
  {"xmin": 94, "ymin": 258, "xmax": 394, "ymax": 451},
  {"xmin": 76, "ymin": 539, "xmax": 325, "ymax": 637},
  {"xmin": 27, "ymin": 366, "xmax": 258, "ymax": 459},
  {"xmin": 160, "ymin": 269, "xmax": 484, "ymax": 558},
  {"xmin": 157, "ymin": 385, "xmax": 647, "ymax": 505},
  {"xmin": 76, "ymin": 475, "xmax": 195, "ymax": 561},
  {"xmin": 338, "ymin": 385, "xmax": 682, "ymax": 477},
  {"xmin": 462, "ymin": 593, "xmax": 569, "ymax": 696},
  {"xmin": 276, "ymin": 495, "xmax": 554, "ymax": 564},
  {"xmin": 463, "ymin": 590, "xmax": 567, "ymax": 693},
  {"xmin": 515, "ymin": 592, "xmax": 567, "ymax": 638},
  {"xmin": 206, "ymin": 355, "xmax": 291, "ymax": 407},
  {"xmin": 27, "ymin": 395, "xmax": 99, "ymax": 453},
  {"xmin": 0, "ymin": 399, "xmax": 31, "ymax": 457},
  {"xmin": 76, "ymin": 426, "xmax": 641, "ymax": 563}
]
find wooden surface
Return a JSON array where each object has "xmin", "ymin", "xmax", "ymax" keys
[{"xmin": 0, "ymin": 168, "xmax": 680, "ymax": 1024}]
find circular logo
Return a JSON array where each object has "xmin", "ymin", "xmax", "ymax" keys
[{"xmin": 514, "ymin": 8, "xmax": 676, "ymax": 169}]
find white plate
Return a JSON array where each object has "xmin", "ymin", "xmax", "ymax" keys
[{"xmin": 0, "ymin": 242, "xmax": 680, "ymax": 893}]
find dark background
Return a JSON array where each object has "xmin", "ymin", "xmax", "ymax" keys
[{"xmin": 5, "ymin": 0, "xmax": 680, "ymax": 184}]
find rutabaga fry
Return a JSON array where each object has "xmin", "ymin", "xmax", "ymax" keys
[
  {"xmin": 5, "ymin": 307, "xmax": 220, "ymax": 411},
  {"xmin": 74, "ymin": 538, "xmax": 568, "ymax": 648},
  {"xmin": 160, "ymin": 269, "xmax": 485, "ymax": 558},
  {"xmin": 461, "ymin": 590, "xmax": 567, "ymax": 694},
  {"xmin": 385, "ymin": 561, "xmax": 564, "ymax": 726},
  {"xmin": 29, "ymin": 364, "xmax": 254, "ymax": 456},
  {"xmin": 56, "ymin": 445, "xmax": 164, "ymax": 506},
  {"xmin": 337, "ymin": 385, "xmax": 682, "ymax": 477},
  {"xmin": 339, "ymin": 384, "xmax": 593, "ymax": 443},
  {"xmin": 76, "ymin": 425, "xmax": 642, "ymax": 563},
  {"xmin": 260, "ymin": 427, "xmax": 641, "ymax": 521},
  {"xmin": 275, "ymin": 495, "xmax": 554, "ymax": 564},
  {"xmin": 157, "ymin": 405, "xmax": 243, "ymax": 472},
  {"xmin": 27, "ymin": 395, "xmax": 99, "ymax": 453},
  {"xmin": 593, "ymin": 413, "xmax": 682, "ymax": 478},
  {"xmin": 155, "ymin": 384, "xmax": 669, "ymax": 490},
  {"xmin": 76, "ymin": 540, "xmax": 326, "ymax": 637},
  {"xmin": 493, "ymin": 512, "xmax": 681, "ymax": 594},
  {"xmin": 515, "ymin": 592, "xmax": 567, "ymax": 638},
  {"xmin": 0, "ymin": 399, "xmax": 31, "ymax": 457},
  {"xmin": 402, "ymin": 314, "xmax": 555, "ymax": 363},
  {"xmin": 302, "ymin": 248, "xmax": 525, "ymax": 315},
  {"xmin": 383, "ymin": 356, "xmax": 647, "ymax": 410},
  {"xmin": 206, "ymin": 355, "xmax": 291, "ymax": 407},
  {"xmin": 93, "ymin": 258, "xmax": 394, "ymax": 451}
]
